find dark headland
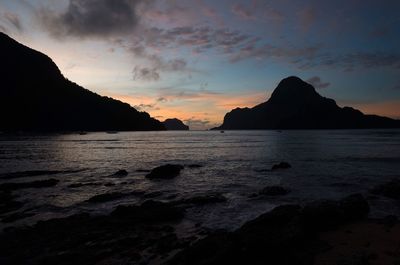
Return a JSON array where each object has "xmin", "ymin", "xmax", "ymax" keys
[
  {"xmin": 163, "ymin": 118, "xmax": 190, "ymax": 130},
  {"xmin": 0, "ymin": 32, "xmax": 164, "ymax": 132},
  {"xmin": 213, "ymin": 76, "xmax": 400, "ymax": 130}
]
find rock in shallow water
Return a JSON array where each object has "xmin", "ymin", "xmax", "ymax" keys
[
  {"xmin": 259, "ymin": 186, "xmax": 290, "ymax": 196},
  {"xmin": 0, "ymin": 191, "xmax": 24, "ymax": 215},
  {"xmin": 370, "ymin": 179, "xmax": 400, "ymax": 199},
  {"xmin": 187, "ymin": 164, "xmax": 203, "ymax": 168},
  {"xmin": 169, "ymin": 194, "xmax": 370, "ymax": 265},
  {"xmin": 68, "ymin": 182, "xmax": 102, "ymax": 188},
  {"xmin": 177, "ymin": 194, "xmax": 227, "ymax": 205},
  {"xmin": 111, "ymin": 200, "xmax": 185, "ymax": 222},
  {"xmin": 0, "ymin": 194, "xmax": 371, "ymax": 265},
  {"xmin": 86, "ymin": 192, "xmax": 137, "ymax": 203},
  {"xmin": 0, "ymin": 204, "xmax": 184, "ymax": 265},
  {"xmin": 113, "ymin": 169, "xmax": 128, "ymax": 177},
  {"xmin": 0, "ymin": 179, "xmax": 59, "ymax": 191},
  {"xmin": 146, "ymin": 164, "xmax": 184, "ymax": 179},
  {"xmin": 271, "ymin": 162, "xmax": 291, "ymax": 170},
  {"xmin": 1, "ymin": 211, "xmax": 35, "ymax": 223},
  {"xmin": 302, "ymin": 193, "xmax": 370, "ymax": 230}
]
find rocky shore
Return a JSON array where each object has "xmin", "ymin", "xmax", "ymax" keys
[
  {"xmin": 1, "ymin": 192, "xmax": 399, "ymax": 265},
  {"xmin": 1, "ymin": 165, "xmax": 400, "ymax": 265}
]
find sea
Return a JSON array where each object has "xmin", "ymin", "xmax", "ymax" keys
[{"xmin": 1, "ymin": 129, "xmax": 400, "ymax": 231}]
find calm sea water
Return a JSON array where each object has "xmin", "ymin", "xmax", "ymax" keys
[{"xmin": 1, "ymin": 130, "xmax": 400, "ymax": 230}]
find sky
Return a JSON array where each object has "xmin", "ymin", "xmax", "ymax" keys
[{"xmin": 1, "ymin": 0, "xmax": 400, "ymax": 130}]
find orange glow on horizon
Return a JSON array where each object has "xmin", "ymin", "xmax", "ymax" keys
[
  {"xmin": 349, "ymin": 100, "xmax": 400, "ymax": 120},
  {"xmin": 107, "ymin": 93, "xmax": 400, "ymax": 130},
  {"xmin": 105, "ymin": 91, "xmax": 269, "ymax": 129}
]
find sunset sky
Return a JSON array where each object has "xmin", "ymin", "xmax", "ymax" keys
[{"xmin": 1, "ymin": 0, "xmax": 400, "ymax": 129}]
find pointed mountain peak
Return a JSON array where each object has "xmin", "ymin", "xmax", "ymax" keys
[{"xmin": 269, "ymin": 76, "xmax": 320, "ymax": 104}]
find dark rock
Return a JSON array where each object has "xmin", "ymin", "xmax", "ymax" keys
[
  {"xmin": 178, "ymin": 194, "xmax": 227, "ymax": 205},
  {"xmin": 86, "ymin": 192, "xmax": 132, "ymax": 203},
  {"xmin": 170, "ymin": 204, "xmax": 310, "ymax": 265},
  {"xmin": 302, "ymin": 193, "xmax": 369, "ymax": 230},
  {"xmin": 187, "ymin": 164, "xmax": 203, "ymax": 168},
  {"xmin": 0, "ymin": 179, "xmax": 59, "ymax": 191},
  {"xmin": 212, "ymin": 76, "xmax": 400, "ymax": 130},
  {"xmin": 68, "ymin": 182, "xmax": 102, "ymax": 188},
  {"xmin": 154, "ymin": 233, "xmax": 180, "ymax": 254},
  {"xmin": 169, "ymin": 194, "xmax": 370, "ymax": 265},
  {"xmin": 259, "ymin": 186, "xmax": 290, "ymax": 196},
  {"xmin": 370, "ymin": 179, "xmax": 400, "ymax": 199},
  {"xmin": 113, "ymin": 169, "xmax": 128, "ymax": 176},
  {"xmin": 136, "ymin": 169, "xmax": 151, "ymax": 173},
  {"xmin": 0, "ymin": 191, "xmax": 24, "ymax": 215},
  {"xmin": 0, "ymin": 209, "xmax": 181, "ymax": 265},
  {"xmin": 339, "ymin": 193, "xmax": 370, "ymax": 221},
  {"xmin": 86, "ymin": 191, "xmax": 144, "ymax": 203},
  {"xmin": 2, "ymin": 211, "xmax": 35, "ymax": 223},
  {"xmin": 0, "ymin": 194, "xmax": 371, "ymax": 265},
  {"xmin": 248, "ymin": 193, "xmax": 258, "ymax": 198},
  {"xmin": 146, "ymin": 164, "xmax": 184, "ymax": 179},
  {"xmin": 143, "ymin": 191, "xmax": 164, "ymax": 199},
  {"xmin": 111, "ymin": 200, "xmax": 185, "ymax": 223},
  {"xmin": 253, "ymin": 168, "xmax": 269, "ymax": 173},
  {"xmin": 163, "ymin": 118, "xmax": 189, "ymax": 130},
  {"xmin": 271, "ymin": 162, "xmax": 291, "ymax": 170},
  {"xmin": 381, "ymin": 215, "xmax": 398, "ymax": 228}
]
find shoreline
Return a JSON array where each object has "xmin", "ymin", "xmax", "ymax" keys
[{"xmin": 1, "ymin": 193, "xmax": 398, "ymax": 265}]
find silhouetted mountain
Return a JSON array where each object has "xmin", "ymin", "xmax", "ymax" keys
[
  {"xmin": 214, "ymin": 76, "xmax": 400, "ymax": 130},
  {"xmin": 0, "ymin": 32, "xmax": 164, "ymax": 132},
  {"xmin": 163, "ymin": 118, "xmax": 189, "ymax": 130}
]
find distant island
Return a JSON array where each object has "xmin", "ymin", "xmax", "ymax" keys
[
  {"xmin": 0, "ymin": 33, "xmax": 164, "ymax": 132},
  {"xmin": 213, "ymin": 76, "xmax": 400, "ymax": 130},
  {"xmin": 163, "ymin": 118, "xmax": 189, "ymax": 130}
]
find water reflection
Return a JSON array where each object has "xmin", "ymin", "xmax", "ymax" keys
[{"xmin": 1, "ymin": 130, "xmax": 400, "ymax": 229}]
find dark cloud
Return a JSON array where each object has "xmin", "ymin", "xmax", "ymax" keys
[
  {"xmin": 157, "ymin": 97, "xmax": 167, "ymax": 102},
  {"xmin": 309, "ymin": 52, "xmax": 400, "ymax": 71},
  {"xmin": 230, "ymin": 2, "xmax": 283, "ymax": 22},
  {"xmin": 40, "ymin": 0, "xmax": 149, "ymax": 38},
  {"xmin": 343, "ymin": 52, "xmax": 400, "ymax": 69},
  {"xmin": 127, "ymin": 26, "xmax": 252, "ymax": 57},
  {"xmin": 133, "ymin": 66, "xmax": 160, "ymax": 81},
  {"xmin": 131, "ymin": 56, "xmax": 188, "ymax": 81},
  {"xmin": 165, "ymin": 59, "xmax": 187, "ymax": 71},
  {"xmin": 133, "ymin": 103, "xmax": 159, "ymax": 111},
  {"xmin": 306, "ymin": 76, "xmax": 330, "ymax": 89},
  {"xmin": 184, "ymin": 118, "xmax": 210, "ymax": 130},
  {"xmin": 298, "ymin": 7, "xmax": 316, "ymax": 32},
  {"xmin": 2, "ymin": 12, "xmax": 23, "ymax": 31},
  {"xmin": 126, "ymin": 37, "xmax": 192, "ymax": 81},
  {"xmin": 290, "ymin": 50, "xmax": 400, "ymax": 72},
  {"xmin": 229, "ymin": 43, "xmax": 320, "ymax": 63},
  {"xmin": 185, "ymin": 118, "xmax": 209, "ymax": 125},
  {"xmin": 231, "ymin": 3, "xmax": 255, "ymax": 20},
  {"xmin": 157, "ymin": 87, "xmax": 220, "ymax": 100}
]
